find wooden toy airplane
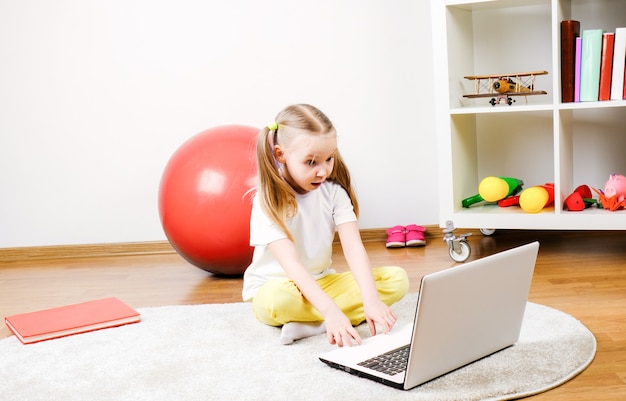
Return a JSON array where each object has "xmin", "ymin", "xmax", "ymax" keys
[{"xmin": 463, "ymin": 70, "xmax": 548, "ymax": 106}]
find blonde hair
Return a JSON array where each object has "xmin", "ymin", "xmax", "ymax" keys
[{"xmin": 256, "ymin": 104, "xmax": 358, "ymax": 241}]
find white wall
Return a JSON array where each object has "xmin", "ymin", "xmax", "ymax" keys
[{"xmin": 0, "ymin": 0, "xmax": 438, "ymax": 248}]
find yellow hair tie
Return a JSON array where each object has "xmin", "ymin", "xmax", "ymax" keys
[{"xmin": 267, "ymin": 122, "xmax": 278, "ymax": 131}]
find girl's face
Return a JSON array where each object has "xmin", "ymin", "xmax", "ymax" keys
[{"xmin": 275, "ymin": 133, "xmax": 337, "ymax": 194}]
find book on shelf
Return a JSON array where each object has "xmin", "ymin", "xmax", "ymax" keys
[
  {"xmin": 4, "ymin": 297, "xmax": 141, "ymax": 344},
  {"xmin": 561, "ymin": 20, "xmax": 580, "ymax": 103},
  {"xmin": 610, "ymin": 27, "xmax": 626, "ymax": 100},
  {"xmin": 574, "ymin": 37, "xmax": 582, "ymax": 102},
  {"xmin": 579, "ymin": 29, "xmax": 604, "ymax": 102},
  {"xmin": 598, "ymin": 32, "xmax": 615, "ymax": 101}
]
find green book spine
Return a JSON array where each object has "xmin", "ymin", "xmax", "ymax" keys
[{"xmin": 580, "ymin": 29, "xmax": 604, "ymax": 102}]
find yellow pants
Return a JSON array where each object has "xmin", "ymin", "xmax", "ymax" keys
[{"xmin": 252, "ymin": 266, "xmax": 409, "ymax": 327}]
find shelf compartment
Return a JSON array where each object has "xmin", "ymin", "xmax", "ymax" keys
[
  {"xmin": 570, "ymin": 108, "xmax": 626, "ymax": 194},
  {"xmin": 447, "ymin": 111, "xmax": 555, "ymax": 215},
  {"xmin": 445, "ymin": 1, "xmax": 553, "ymax": 109}
]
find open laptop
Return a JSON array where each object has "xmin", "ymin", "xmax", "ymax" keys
[{"xmin": 319, "ymin": 241, "xmax": 539, "ymax": 390}]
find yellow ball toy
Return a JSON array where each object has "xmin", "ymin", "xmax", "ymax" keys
[
  {"xmin": 479, "ymin": 176, "xmax": 510, "ymax": 202},
  {"xmin": 519, "ymin": 184, "xmax": 555, "ymax": 213}
]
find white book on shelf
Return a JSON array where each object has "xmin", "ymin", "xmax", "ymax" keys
[{"xmin": 610, "ymin": 27, "xmax": 626, "ymax": 100}]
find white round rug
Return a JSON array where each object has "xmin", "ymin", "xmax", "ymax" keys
[{"xmin": 0, "ymin": 293, "xmax": 596, "ymax": 401}]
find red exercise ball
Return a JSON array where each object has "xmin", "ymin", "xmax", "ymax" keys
[{"xmin": 159, "ymin": 125, "xmax": 258, "ymax": 276}]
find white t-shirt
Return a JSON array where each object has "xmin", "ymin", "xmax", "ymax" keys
[{"xmin": 241, "ymin": 181, "xmax": 357, "ymax": 301}]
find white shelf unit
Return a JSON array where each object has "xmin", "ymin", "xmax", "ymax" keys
[{"xmin": 431, "ymin": 0, "xmax": 626, "ymax": 230}]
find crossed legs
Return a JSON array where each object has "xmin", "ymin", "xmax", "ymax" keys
[{"xmin": 251, "ymin": 266, "xmax": 409, "ymax": 344}]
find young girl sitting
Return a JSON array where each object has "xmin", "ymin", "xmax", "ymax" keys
[{"xmin": 242, "ymin": 104, "xmax": 409, "ymax": 347}]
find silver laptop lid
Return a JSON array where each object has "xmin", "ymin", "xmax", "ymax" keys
[{"xmin": 403, "ymin": 241, "xmax": 539, "ymax": 389}]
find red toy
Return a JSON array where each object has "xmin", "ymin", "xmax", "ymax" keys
[
  {"xmin": 563, "ymin": 185, "xmax": 594, "ymax": 211},
  {"xmin": 159, "ymin": 125, "xmax": 258, "ymax": 276}
]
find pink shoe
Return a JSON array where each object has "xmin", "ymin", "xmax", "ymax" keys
[
  {"xmin": 386, "ymin": 225, "xmax": 406, "ymax": 248},
  {"xmin": 405, "ymin": 224, "xmax": 426, "ymax": 247}
]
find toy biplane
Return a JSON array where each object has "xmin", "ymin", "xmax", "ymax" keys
[{"xmin": 463, "ymin": 70, "xmax": 548, "ymax": 106}]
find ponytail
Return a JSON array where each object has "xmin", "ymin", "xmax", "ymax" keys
[
  {"xmin": 256, "ymin": 126, "xmax": 297, "ymax": 241},
  {"xmin": 330, "ymin": 150, "xmax": 359, "ymax": 217}
]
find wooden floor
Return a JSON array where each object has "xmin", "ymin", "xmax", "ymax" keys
[{"xmin": 1, "ymin": 229, "xmax": 625, "ymax": 399}]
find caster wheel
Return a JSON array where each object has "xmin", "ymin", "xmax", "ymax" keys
[
  {"xmin": 449, "ymin": 241, "xmax": 471, "ymax": 262},
  {"xmin": 480, "ymin": 228, "xmax": 496, "ymax": 236}
]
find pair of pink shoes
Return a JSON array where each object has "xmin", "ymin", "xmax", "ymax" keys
[{"xmin": 386, "ymin": 225, "xmax": 426, "ymax": 248}]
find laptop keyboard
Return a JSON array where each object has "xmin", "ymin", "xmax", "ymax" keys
[{"xmin": 357, "ymin": 345, "xmax": 409, "ymax": 376}]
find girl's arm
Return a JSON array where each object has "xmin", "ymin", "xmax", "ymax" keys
[
  {"xmin": 268, "ymin": 238, "xmax": 362, "ymax": 347},
  {"xmin": 337, "ymin": 221, "xmax": 398, "ymax": 336}
]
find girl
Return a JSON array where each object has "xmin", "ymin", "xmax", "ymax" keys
[{"xmin": 242, "ymin": 104, "xmax": 409, "ymax": 347}]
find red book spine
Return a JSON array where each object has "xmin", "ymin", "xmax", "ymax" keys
[{"xmin": 599, "ymin": 33, "xmax": 615, "ymax": 101}]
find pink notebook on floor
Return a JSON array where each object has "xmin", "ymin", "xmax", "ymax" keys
[{"xmin": 4, "ymin": 297, "xmax": 140, "ymax": 344}]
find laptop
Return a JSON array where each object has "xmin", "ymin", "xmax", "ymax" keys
[{"xmin": 319, "ymin": 241, "xmax": 539, "ymax": 390}]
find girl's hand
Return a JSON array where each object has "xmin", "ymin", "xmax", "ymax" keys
[
  {"xmin": 323, "ymin": 308, "xmax": 362, "ymax": 347},
  {"xmin": 364, "ymin": 299, "xmax": 398, "ymax": 337}
]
